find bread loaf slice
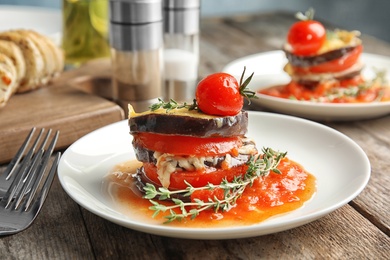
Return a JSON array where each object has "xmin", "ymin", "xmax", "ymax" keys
[
  {"xmin": 19, "ymin": 30, "xmax": 64, "ymax": 81},
  {"xmin": 30, "ymin": 31, "xmax": 65, "ymax": 75},
  {"xmin": 0, "ymin": 40, "xmax": 26, "ymax": 91},
  {"xmin": 0, "ymin": 31, "xmax": 45, "ymax": 92},
  {"xmin": 0, "ymin": 53, "xmax": 17, "ymax": 107}
]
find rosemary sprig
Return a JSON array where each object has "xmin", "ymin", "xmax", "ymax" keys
[
  {"xmin": 239, "ymin": 66, "xmax": 257, "ymax": 105},
  {"xmin": 143, "ymin": 147, "xmax": 287, "ymax": 223},
  {"xmin": 150, "ymin": 67, "xmax": 257, "ymax": 113},
  {"xmin": 295, "ymin": 7, "xmax": 315, "ymax": 21},
  {"xmin": 149, "ymin": 98, "xmax": 198, "ymax": 112}
]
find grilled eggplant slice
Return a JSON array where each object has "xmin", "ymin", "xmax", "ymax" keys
[
  {"xmin": 129, "ymin": 105, "xmax": 248, "ymax": 137},
  {"xmin": 285, "ymin": 45, "xmax": 359, "ymax": 67}
]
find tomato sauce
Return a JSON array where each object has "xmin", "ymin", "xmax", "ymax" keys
[
  {"xmin": 105, "ymin": 157, "xmax": 316, "ymax": 227},
  {"xmin": 260, "ymin": 79, "xmax": 390, "ymax": 103}
]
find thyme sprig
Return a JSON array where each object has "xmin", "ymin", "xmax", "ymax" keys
[
  {"xmin": 149, "ymin": 98, "xmax": 198, "ymax": 112},
  {"xmin": 143, "ymin": 147, "xmax": 287, "ymax": 223}
]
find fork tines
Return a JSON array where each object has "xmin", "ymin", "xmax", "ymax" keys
[{"xmin": 1, "ymin": 128, "xmax": 60, "ymax": 210}]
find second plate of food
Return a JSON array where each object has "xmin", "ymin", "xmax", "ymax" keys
[{"xmin": 222, "ymin": 51, "xmax": 390, "ymax": 121}]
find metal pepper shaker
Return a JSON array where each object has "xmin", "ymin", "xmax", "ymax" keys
[
  {"xmin": 163, "ymin": 0, "xmax": 200, "ymax": 102},
  {"xmin": 109, "ymin": 0, "xmax": 163, "ymax": 113}
]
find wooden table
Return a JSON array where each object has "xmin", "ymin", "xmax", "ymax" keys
[{"xmin": 1, "ymin": 13, "xmax": 389, "ymax": 259}]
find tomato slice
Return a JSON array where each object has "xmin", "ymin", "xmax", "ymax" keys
[
  {"xmin": 133, "ymin": 132, "xmax": 241, "ymax": 156},
  {"xmin": 292, "ymin": 45, "xmax": 363, "ymax": 73},
  {"xmin": 142, "ymin": 162, "xmax": 248, "ymax": 190}
]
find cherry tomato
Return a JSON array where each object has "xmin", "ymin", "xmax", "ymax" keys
[
  {"xmin": 133, "ymin": 132, "xmax": 241, "ymax": 156},
  {"xmin": 196, "ymin": 73, "xmax": 243, "ymax": 116},
  {"xmin": 292, "ymin": 45, "xmax": 363, "ymax": 73},
  {"xmin": 142, "ymin": 162, "xmax": 248, "ymax": 190},
  {"xmin": 287, "ymin": 20, "xmax": 326, "ymax": 56}
]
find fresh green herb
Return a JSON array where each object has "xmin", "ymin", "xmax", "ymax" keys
[
  {"xmin": 149, "ymin": 98, "xmax": 198, "ymax": 112},
  {"xmin": 143, "ymin": 147, "xmax": 287, "ymax": 223},
  {"xmin": 295, "ymin": 7, "xmax": 315, "ymax": 21},
  {"xmin": 239, "ymin": 66, "xmax": 258, "ymax": 104}
]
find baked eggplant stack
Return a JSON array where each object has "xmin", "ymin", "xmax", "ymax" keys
[{"xmin": 129, "ymin": 105, "xmax": 258, "ymax": 200}]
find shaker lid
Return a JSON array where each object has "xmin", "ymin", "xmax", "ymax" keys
[
  {"xmin": 163, "ymin": 0, "xmax": 200, "ymax": 34},
  {"xmin": 164, "ymin": 0, "xmax": 200, "ymax": 9},
  {"xmin": 110, "ymin": 0, "xmax": 163, "ymax": 24}
]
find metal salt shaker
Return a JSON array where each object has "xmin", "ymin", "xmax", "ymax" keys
[
  {"xmin": 109, "ymin": 0, "xmax": 163, "ymax": 113},
  {"xmin": 163, "ymin": 0, "xmax": 200, "ymax": 102}
]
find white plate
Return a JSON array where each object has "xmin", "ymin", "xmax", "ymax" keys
[
  {"xmin": 0, "ymin": 5, "xmax": 61, "ymax": 44},
  {"xmin": 222, "ymin": 51, "xmax": 390, "ymax": 121},
  {"xmin": 57, "ymin": 112, "xmax": 370, "ymax": 239}
]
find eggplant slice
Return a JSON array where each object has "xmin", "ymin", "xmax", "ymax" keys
[
  {"xmin": 285, "ymin": 45, "xmax": 359, "ymax": 67},
  {"xmin": 129, "ymin": 110, "xmax": 248, "ymax": 138}
]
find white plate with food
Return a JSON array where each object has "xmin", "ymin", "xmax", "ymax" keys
[
  {"xmin": 0, "ymin": 5, "xmax": 61, "ymax": 44},
  {"xmin": 57, "ymin": 111, "xmax": 370, "ymax": 239},
  {"xmin": 222, "ymin": 51, "xmax": 390, "ymax": 121}
]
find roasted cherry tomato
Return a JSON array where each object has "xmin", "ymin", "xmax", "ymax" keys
[
  {"xmin": 196, "ymin": 73, "xmax": 243, "ymax": 116},
  {"xmin": 142, "ymin": 162, "xmax": 248, "ymax": 190},
  {"xmin": 292, "ymin": 45, "xmax": 363, "ymax": 73},
  {"xmin": 287, "ymin": 20, "xmax": 326, "ymax": 56},
  {"xmin": 133, "ymin": 132, "xmax": 241, "ymax": 156},
  {"xmin": 195, "ymin": 69, "xmax": 255, "ymax": 116}
]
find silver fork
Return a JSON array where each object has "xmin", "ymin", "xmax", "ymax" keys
[
  {"xmin": 1, "ymin": 128, "xmax": 55, "ymax": 197},
  {"xmin": 0, "ymin": 128, "xmax": 61, "ymax": 236}
]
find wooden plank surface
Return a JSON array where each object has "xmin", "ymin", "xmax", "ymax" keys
[
  {"xmin": 0, "ymin": 59, "xmax": 124, "ymax": 163},
  {"xmin": 330, "ymin": 119, "xmax": 390, "ymax": 236},
  {"xmin": 80, "ymin": 205, "xmax": 388, "ymax": 259}
]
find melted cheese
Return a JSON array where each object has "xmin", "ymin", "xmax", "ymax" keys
[
  {"xmin": 153, "ymin": 141, "xmax": 258, "ymax": 188},
  {"xmin": 128, "ymin": 104, "xmax": 222, "ymax": 120},
  {"xmin": 318, "ymin": 30, "xmax": 361, "ymax": 54},
  {"xmin": 286, "ymin": 61, "xmax": 364, "ymax": 82}
]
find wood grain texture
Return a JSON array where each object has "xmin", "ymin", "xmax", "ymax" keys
[
  {"xmin": 330, "ymin": 119, "xmax": 390, "ymax": 236},
  {"xmin": 80, "ymin": 205, "xmax": 389, "ymax": 259},
  {"xmin": 0, "ymin": 59, "xmax": 124, "ymax": 163}
]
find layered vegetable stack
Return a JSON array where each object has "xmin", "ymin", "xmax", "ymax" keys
[
  {"xmin": 127, "ymin": 70, "xmax": 293, "ymax": 222},
  {"xmin": 284, "ymin": 28, "xmax": 363, "ymax": 90},
  {"xmin": 129, "ymin": 105, "xmax": 257, "ymax": 197},
  {"xmin": 261, "ymin": 8, "xmax": 390, "ymax": 102},
  {"xmin": 129, "ymin": 69, "xmax": 260, "ymax": 201}
]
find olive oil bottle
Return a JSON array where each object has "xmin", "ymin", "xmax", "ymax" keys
[{"xmin": 62, "ymin": 0, "xmax": 110, "ymax": 67}]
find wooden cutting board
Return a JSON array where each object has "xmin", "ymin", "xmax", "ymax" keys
[{"xmin": 0, "ymin": 59, "xmax": 125, "ymax": 164}]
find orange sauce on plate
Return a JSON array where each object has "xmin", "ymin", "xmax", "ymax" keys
[
  {"xmin": 260, "ymin": 79, "xmax": 390, "ymax": 103},
  {"xmin": 105, "ymin": 157, "xmax": 316, "ymax": 227}
]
